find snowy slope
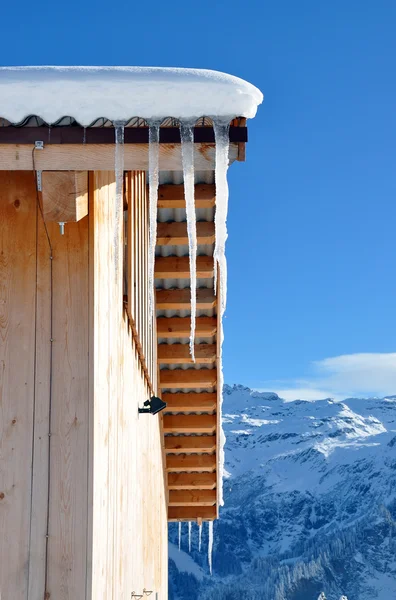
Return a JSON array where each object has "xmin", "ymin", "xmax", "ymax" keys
[{"xmin": 169, "ymin": 385, "xmax": 396, "ymax": 600}]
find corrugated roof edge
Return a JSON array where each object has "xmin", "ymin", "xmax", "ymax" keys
[{"xmin": 0, "ymin": 116, "xmax": 245, "ymax": 128}]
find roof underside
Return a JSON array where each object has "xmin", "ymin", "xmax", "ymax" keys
[
  {"xmin": 155, "ymin": 175, "xmax": 221, "ymax": 522},
  {"xmin": 0, "ymin": 119, "xmax": 248, "ymax": 146}
]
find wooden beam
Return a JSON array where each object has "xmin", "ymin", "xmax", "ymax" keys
[
  {"xmin": 160, "ymin": 369, "xmax": 217, "ymax": 389},
  {"xmin": 165, "ymin": 435, "xmax": 216, "ymax": 454},
  {"xmin": 168, "ymin": 506, "xmax": 217, "ymax": 522},
  {"xmin": 168, "ymin": 490, "xmax": 216, "ymax": 507},
  {"xmin": 154, "ymin": 256, "xmax": 213, "ymax": 279},
  {"xmin": 0, "ymin": 172, "xmax": 37, "ymax": 598},
  {"xmin": 163, "ymin": 414, "xmax": 216, "ymax": 434},
  {"xmin": 156, "ymin": 288, "xmax": 216, "ymax": 310},
  {"xmin": 157, "ymin": 317, "xmax": 216, "ymax": 338},
  {"xmin": 168, "ymin": 472, "xmax": 217, "ymax": 490},
  {"xmin": 166, "ymin": 454, "xmax": 216, "ymax": 472},
  {"xmin": 158, "ymin": 343, "xmax": 216, "ymax": 365},
  {"xmin": 237, "ymin": 117, "xmax": 247, "ymax": 162},
  {"xmin": 157, "ymin": 184, "xmax": 215, "ymax": 209},
  {"xmin": 0, "ymin": 126, "xmax": 247, "ymax": 145},
  {"xmin": 163, "ymin": 392, "xmax": 217, "ymax": 413},
  {"xmin": 41, "ymin": 171, "xmax": 88, "ymax": 222},
  {"xmin": 0, "ymin": 144, "xmax": 239, "ymax": 171},
  {"xmin": 157, "ymin": 222, "xmax": 215, "ymax": 245}
]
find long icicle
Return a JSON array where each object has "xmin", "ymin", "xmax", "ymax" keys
[
  {"xmin": 213, "ymin": 119, "xmax": 230, "ymax": 508},
  {"xmin": 180, "ymin": 121, "xmax": 197, "ymax": 361},
  {"xmin": 198, "ymin": 522, "xmax": 202, "ymax": 552},
  {"xmin": 178, "ymin": 522, "xmax": 182, "ymax": 551},
  {"xmin": 148, "ymin": 123, "xmax": 160, "ymax": 321},
  {"xmin": 213, "ymin": 119, "xmax": 230, "ymax": 312},
  {"xmin": 188, "ymin": 521, "xmax": 192, "ymax": 552},
  {"xmin": 114, "ymin": 121, "xmax": 125, "ymax": 277},
  {"xmin": 208, "ymin": 521, "xmax": 214, "ymax": 575}
]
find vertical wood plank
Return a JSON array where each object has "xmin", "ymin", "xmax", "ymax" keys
[
  {"xmin": 112, "ymin": 166, "xmax": 123, "ymax": 600},
  {"xmin": 105, "ymin": 172, "xmax": 117, "ymax": 600},
  {"xmin": 127, "ymin": 172, "xmax": 135, "ymax": 324},
  {"xmin": 90, "ymin": 172, "xmax": 113, "ymax": 599},
  {"xmin": 89, "ymin": 170, "xmax": 168, "ymax": 599},
  {"xmin": 142, "ymin": 172, "xmax": 148, "ymax": 371},
  {"xmin": 134, "ymin": 172, "xmax": 139, "ymax": 334},
  {"xmin": 28, "ymin": 198, "xmax": 52, "ymax": 600},
  {"xmin": 137, "ymin": 173, "xmax": 142, "ymax": 341},
  {"xmin": 46, "ymin": 215, "xmax": 89, "ymax": 599},
  {"xmin": 85, "ymin": 172, "xmax": 94, "ymax": 600},
  {"xmin": 0, "ymin": 171, "xmax": 37, "ymax": 599}
]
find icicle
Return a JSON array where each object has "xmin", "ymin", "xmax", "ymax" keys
[
  {"xmin": 198, "ymin": 522, "xmax": 202, "ymax": 552},
  {"xmin": 114, "ymin": 122, "xmax": 125, "ymax": 276},
  {"xmin": 180, "ymin": 121, "xmax": 197, "ymax": 361},
  {"xmin": 188, "ymin": 521, "xmax": 192, "ymax": 552},
  {"xmin": 148, "ymin": 123, "xmax": 160, "ymax": 320},
  {"xmin": 217, "ymin": 335, "xmax": 226, "ymax": 507},
  {"xmin": 213, "ymin": 119, "xmax": 230, "ymax": 316},
  {"xmin": 208, "ymin": 521, "xmax": 214, "ymax": 575},
  {"xmin": 212, "ymin": 119, "xmax": 230, "ymax": 509},
  {"xmin": 178, "ymin": 522, "xmax": 182, "ymax": 551}
]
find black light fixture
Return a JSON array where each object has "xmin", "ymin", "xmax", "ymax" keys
[{"xmin": 138, "ymin": 396, "xmax": 167, "ymax": 416}]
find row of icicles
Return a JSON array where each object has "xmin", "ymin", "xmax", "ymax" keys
[
  {"xmin": 179, "ymin": 521, "xmax": 214, "ymax": 575},
  {"xmin": 148, "ymin": 119, "xmax": 230, "ymax": 361},
  {"xmin": 113, "ymin": 118, "xmax": 231, "ymax": 361}
]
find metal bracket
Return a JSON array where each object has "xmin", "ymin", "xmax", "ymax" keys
[
  {"xmin": 34, "ymin": 141, "xmax": 44, "ymax": 150},
  {"xmin": 36, "ymin": 170, "xmax": 42, "ymax": 192}
]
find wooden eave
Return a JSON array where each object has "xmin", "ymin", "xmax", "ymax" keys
[
  {"xmin": 155, "ymin": 181, "xmax": 227, "ymax": 522},
  {"xmin": 0, "ymin": 122, "xmax": 247, "ymax": 170}
]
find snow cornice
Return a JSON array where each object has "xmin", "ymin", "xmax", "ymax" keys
[{"xmin": 0, "ymin": 66, "xmax": 263, "ymax": 126}]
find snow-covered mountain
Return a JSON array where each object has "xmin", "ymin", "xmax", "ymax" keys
[{"xmin": 169, "ymin": 384, "xmax": 396, "ymax": 600}]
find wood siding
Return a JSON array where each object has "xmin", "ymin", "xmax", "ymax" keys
[
  {"xmin": 126, "ymin": 171, "xmax": 157, "ymax": 391},
  {"xmin": 0, "ymin": 172, "xmax": 37, "ymax": 598},
  {"xmin": 0, "ymin": 171, "xmax": 167, "ymax": 600},
  {"xmin": 89, "ymin": 171, "xmax": 167, "ymax": 599}
]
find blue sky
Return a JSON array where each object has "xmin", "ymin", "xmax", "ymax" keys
[{"xmin": 2, "ymin": 0, "xmax": 396, "ymax": 399}]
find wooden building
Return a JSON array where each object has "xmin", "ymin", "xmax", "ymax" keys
[{"xmin": 0, "ymin": 67, "xmax": 262, "ymax": 599}]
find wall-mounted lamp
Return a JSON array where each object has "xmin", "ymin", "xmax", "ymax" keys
[
  {"xmin": 143, "ymin": 590, "xmax": 153, "ymax": 597},
  {"xmin": 131, "ymin": 593, "xmax": 143, "ymax": 599},
  {"xmin": 138, "ymin": 396, "xmax": 167, "ymax": 416}
]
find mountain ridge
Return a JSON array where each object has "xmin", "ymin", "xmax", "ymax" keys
[{"xmin": 169, "ymin": 384, "xmax": 396, "ymax": 600}]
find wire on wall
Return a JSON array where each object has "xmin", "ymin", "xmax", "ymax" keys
[{"xmin": 31, "ymin": 146, "xmax": 54, "ymax": 599}]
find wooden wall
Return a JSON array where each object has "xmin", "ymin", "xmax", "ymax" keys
[
  {"xmin": 89, "ymin": 171, "xmax": 167, "ymax": 599},
  {"xmin": 0, "ymin": 171, "xmax": 168, "ymax": 600},
  {"xmin": 0, "ymin": 172, "xmax": 38, "ymax": 599}
]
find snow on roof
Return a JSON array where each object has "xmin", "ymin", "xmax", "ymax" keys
[{"xmin": 0, "ymin": 66, "xmax": 263, "ymax": 126}]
